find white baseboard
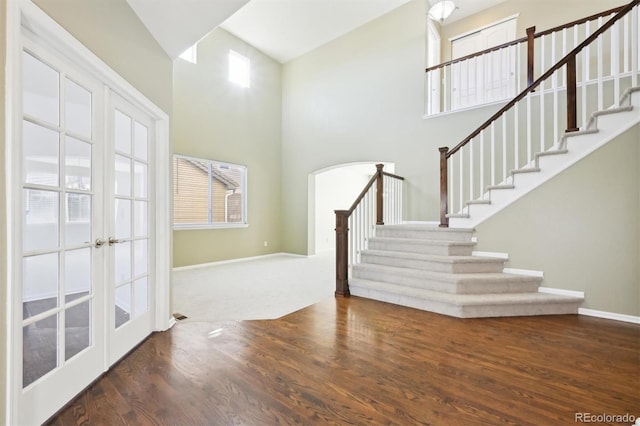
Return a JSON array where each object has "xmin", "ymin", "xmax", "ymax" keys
[
  {"xmin": 578, "ymin": 308, "xmax": 640, "ymax": 324},
  {"xmin": 503, "ymin": 267, "xmax": 544, "ymax": 278},
  {"xmin": 538, "ymin": 287, "xmax": 585, "ymax": 298},
  {"xmin": 472, "ymin": 250, "xmax": 509, "ymax": 259},
  {"xmin": 173, "ymin": 252, "xmax": 307, "ymax": 272}
]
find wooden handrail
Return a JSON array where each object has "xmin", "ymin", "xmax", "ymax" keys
[
  {"xmin": 445, "ymin": 0, "xmax": 638, "ymax": 159},
  {"xmin": 346, "ymin": 165, "xmax": 382, "ymax": 215},
  {"xmin": 382, "ymin": 171, "xmax": 406, "ymax": 181},
  {"xmin": 425, "ymin": 36, "xmax": 527, "ymax": 72},
  {"xmin": 438, "ymin": 0, "xmax": 639, "ymax": 227},
  {"xmin": 424, "ymin": 5, "xmax": 625, "ymax": 74},
  {"xmin": 335, "ymin": 164, "xmax": 405, "ymax": 296},
  {"xmin": 534, "ymin": 6, "xmax": 624, "ymax": 38}
]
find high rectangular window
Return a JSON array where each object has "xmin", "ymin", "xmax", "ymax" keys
[
  {"xmin": 228, "ymin": 50, "xmax": 250, "ymax": 88},
  {"xmin": 173, "ymin": 155, "xmax": 247, "ymax": 228}
]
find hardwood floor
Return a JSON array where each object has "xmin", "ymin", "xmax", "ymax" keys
[{"xmin": 48, "ymin": 297, "xmax": 639, "ymax": 425}]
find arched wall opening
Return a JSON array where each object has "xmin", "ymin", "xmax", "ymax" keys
[{"xmin": 307, "ymin": 162, "xmax": 395, "ymax": 255}]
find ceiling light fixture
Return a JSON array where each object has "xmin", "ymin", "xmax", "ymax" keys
[{"xmin": 428, "ymin": 0, "xmax": 456, "ymax": 23}]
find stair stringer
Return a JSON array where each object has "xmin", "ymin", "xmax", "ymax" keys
[{"xmin": 449, "ymin": 87, "xmax": 640, "ymax": 228}]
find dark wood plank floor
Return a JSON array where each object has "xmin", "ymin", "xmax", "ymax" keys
[{"xmin": 48, "ymin": 297, "xmax": 640, "ymax": 425}]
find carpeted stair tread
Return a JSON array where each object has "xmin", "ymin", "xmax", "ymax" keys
[
  {"xmin": 349, "ymin": 278, "xmax": 582, "ymax": 306},
  {"xmin": 352, "ymin": 263, "xmax": 540, "ymax": 284}
]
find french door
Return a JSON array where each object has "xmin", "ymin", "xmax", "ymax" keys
[{"xmin": 15, "ymin": 39, "xmax": 155, "ymax": 425}]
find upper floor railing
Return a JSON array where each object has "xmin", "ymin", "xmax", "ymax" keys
[
  {"xmin": 438, "ymin": 0, "xmax": 639, "ymax": 227},
  {"xmin": 335, "ymin": 164, "xmax": 404, "ymax": 296},
  {"xmin": 425, "ymin": 5, "xmax": 626, "ymax": 116}
]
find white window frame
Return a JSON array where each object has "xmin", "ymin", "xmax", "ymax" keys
[{"xmin": 172, "ymin": 154, "xmax": 248, "ymax": 230}]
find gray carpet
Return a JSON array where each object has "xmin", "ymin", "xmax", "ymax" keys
[{"xmin": 172, "ymin": 251, "xmax": 335, "ymax": 322}]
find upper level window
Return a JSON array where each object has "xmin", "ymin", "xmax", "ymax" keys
[
  {"xmin": 179, "ymin": 44, "xmax": 197, "ymax": 64},
  {"xmin": 229, "ymin": 50, "xmax": 250, "ymax": 88},
  {"xmin": 173, "ymin": 155, "xmax": 248, "ymax": 229}
]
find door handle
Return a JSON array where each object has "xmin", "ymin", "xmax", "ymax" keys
[
  {"xmin": 108, "ymin": 237, "xmax": 125, "ymax": 246},
  {"xmin": 95, "ymin": 238, "xmax": 107, "ymax": 248}
]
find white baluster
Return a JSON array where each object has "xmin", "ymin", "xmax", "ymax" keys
[
  {"xmin": 632, "ymin": 6, "xmax": 638, "ymax": 87},
  {"xmin": 459, "ymin": 148, "xmax": 464, "ymax": 213},
  {"xmin": 516, "ymin": 42, "xmax": 522, "ymax": 93},
  {"xmin": 613, "ymin": 19, "xmax": 620, "ymax": 105},
  {"xmin": 585, "ymin": 20, "xmax": 591, "ymax": 81},
  {"xmin": 540, "ymin": 69, "xmax": 546, "ymax": 150},
  {"xmin": 540, "ymin": 34, "xmax": 546, "ymax": 91},
  {"xmin": 502, "ymin": 116, "xmax": 507, "ymax": 183},
  {"xmin": 526, "ymin": 94, "xmax": 532, "ymax": 162},
  {"xmin": 597, "ymin": 16, "xmax": 604, "ymax": 110},
  {"xmin": 448, "ymin": 155, "xmax": 453, "ymax": 215},
  {"xmin": 490, "ymin": 122, "xmax": 496, "ymax": 186},
  {"xmin": 479, "ymin": 131, "xmax": 485, "ymax": 198},
  {"xmin": 444, "ymin": 65, "xmax": 449, "ymax": 112},
  {"xmin": 624, "ymin": 14, "xmax": 630, "ymax": 73},
  {"xmin": 469, "ymin": 138, "xmax": 474, "ymax": 200},
  {"xmin": 514, "ymin": 103, "xmax": 520, "ymax": 170},
  {"xmin": 562, "ymin": 28, "xmax": 568, "ymax": 87},
  {"xmin": 552, "ymin": 32, "xmax": 559, "ymax": 143}
]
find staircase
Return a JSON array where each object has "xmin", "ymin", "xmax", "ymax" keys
[
  {"xmin": 337, "ymin": 2, "xmax": 638, "ymax": 319},
  {"xmin": 448, "ymin": 86, "xmax": 640, "ymax": 228},
  {"xmin": 349, "ymin": 224, "xmax": 583, "ymax": 318}
]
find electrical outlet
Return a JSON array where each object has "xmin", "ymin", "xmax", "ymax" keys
[{"xmin": 263, "ymin": 241, "xmax": 268, "ymax": 247}]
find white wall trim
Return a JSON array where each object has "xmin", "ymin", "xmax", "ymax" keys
[
  {"xmin": 402, "ymin": 221, "xmax": 440, "ymax": 225},
  {"xmin": 578, "ymin": 308, "xmax": 640, "ymax": 325},
  {"xmin": 538, "ymin": 287, "xmax": 585, "ymax": 298},
  {"xmin": 173, "ymin": 252, "xmax": 308, "ymax": 272},
  {"xmin": 472, "ymin": 250, "xmax": 509, "ymax": 259},
  {"xmin": 4, "ymin": 0, "xmax": 21, "ymax": 424},
  {"xmin": 503, "ymin": 267, "xmax": 544, "ymax": 278}
]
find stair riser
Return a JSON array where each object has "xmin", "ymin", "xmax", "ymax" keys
[
  {"xmin": 360, "ymin": 254, "xmax": 504, "ymax": 273},
  {"xmin": 350, "ymin": 286, "xmax": 580, "ymax": 318},
  {"xmin": 375, "ymin": 228, "xmax": 473, "ymax": 242},
  {"xmin": 368, "ymin": 241, "xmax": 473, "ymax": 256},
  {"xmin": 352, "ymin": 268, "xmax": 541, "ymax": 294}
]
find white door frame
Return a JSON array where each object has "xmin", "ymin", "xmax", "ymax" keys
[{"xmin": 3, "ymin": 1, "xmax": 172, "ymax": 423}]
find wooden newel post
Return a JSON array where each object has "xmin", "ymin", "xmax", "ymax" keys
[
  {"xmin": 526, "ymin": 26, "xmax": 536, "ymax": 88},
  {"xmin": 566, "ymin": 55, "xmax": 579, "ymax": 132},
  {"xmin": 439, "ymin": 147, "xmax": 449, "ymax": 228},
  {"xmin": 334, "ymin": 210, "xmax": 350, "ymax": 297},
  {"xmin": 375, "ymin": 163, "xmax": 384, "ymax": 225}
]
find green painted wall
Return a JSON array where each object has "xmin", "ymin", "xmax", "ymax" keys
[
  {"xmin": 32, "ymin": 0, "xmax": 172, "ymax": 113},
  {"xmin": 172, "ymin": 28, "xmax": 283, "ymax": 267}
]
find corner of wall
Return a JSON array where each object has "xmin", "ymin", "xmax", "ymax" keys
[{"xmin": 1, "ymin": 0, "xmax": 8, "ymax": 420}]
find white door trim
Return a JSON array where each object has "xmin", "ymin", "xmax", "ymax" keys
[{"xmin": 4, "ymin": 1, "xmax": 172, "ymax": 423}]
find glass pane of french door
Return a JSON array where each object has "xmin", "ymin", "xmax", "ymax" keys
[
  {"xmin": 22, "ymin": 49, "xmax": 97, "ymax": 386},
  {"xmin": 19, "ymin": 46, "xmax": 105, "ymax": 425},
  {"xmin": 109, "ymin": 95, "xmax": 153, "ymax": 364}
]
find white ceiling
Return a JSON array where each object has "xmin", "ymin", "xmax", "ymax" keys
[
  {"xmin": 126, "ymin": 0, "xmax": 250, "ymax": 59},
  {"xmin": 128, "ymin": 0, "xmax": 509, "ymax": 62}
]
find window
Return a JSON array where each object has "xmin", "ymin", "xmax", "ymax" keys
[
  {"xmin": 228, "ymin": 50, "xmax": 250, "ymax": 88},
  {"xmin": 173, "ymin": 155, "xmax": 247, "ymax": 228},
  {"xmin": 179, "ymin": 44, "xmax": 197, "ymax": 64}
]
